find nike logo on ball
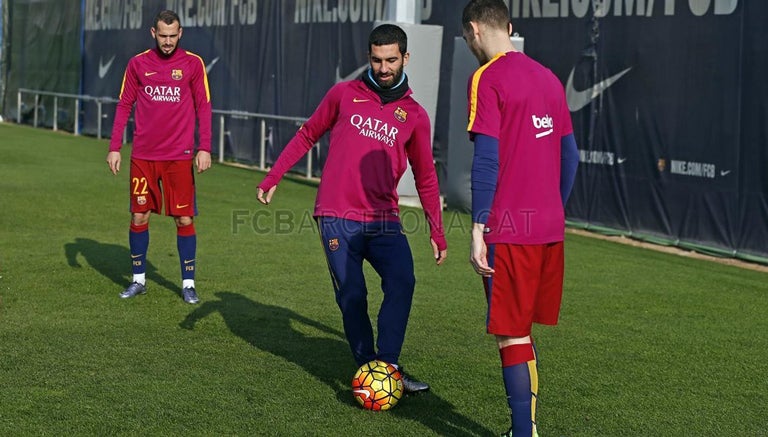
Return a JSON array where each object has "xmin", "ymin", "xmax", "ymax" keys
[
  {"xmin": 98, "ymin": 55, "xmax": 116, "ymax": 79},
  {"xmin": 566, "ymin": 67, "xmax": 632, "ymax": 112},
  {"xmin": 352, "ymin": 389, "xmax": 370, "ymax": 399}
]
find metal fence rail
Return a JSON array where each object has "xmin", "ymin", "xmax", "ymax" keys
[
  {"xmin": 210, "ymin": 109, "xmax": 313, "ymax": 176},
  {"xmin": 15, "ymin": 88, "xmax": 316, "ymax": 177},
  {"xmin": 17, "ymin": 88, "xmax": 118, "ymax": 139}
]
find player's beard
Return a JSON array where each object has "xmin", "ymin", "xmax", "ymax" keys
[
  {"xmin": 156, "ymin": 40, "xmax": 178, "ymax": 58},
  {"xmin": 374, "ymin": 64, "xmax": 404, "ymax": 89}
]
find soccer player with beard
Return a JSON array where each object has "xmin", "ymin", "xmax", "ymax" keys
[
  {"xmin": 461, "ymin": 0, "xmax": 579, "ymax": 435},
  {"xmin": 257, "ymin": 24, "xmax": 447, "ymax": 394},
  {"xmin": 107, "ymin": 10, "xmax": 212, "ymax": 305}
]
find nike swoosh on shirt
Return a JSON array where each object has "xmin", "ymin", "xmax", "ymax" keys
[
  {"xmin": 720, "ymin": 170, "xmax": 731, "ymax": 176},
  {"xmin": 617, "ymin": 157, "xmax": 627, "ymax": 164},
  {"xmin": 205, "ymin": 57, "xmax": 219, "ymax": 74},
  {"xmin": 98, "ymin": 55, "xmax": 116, "ymax": 79},
  {"xmin": 144, "ymin": 71, "xmax": 158, "ymax": 76},
  {"xmin": 353, "ymin": 98, "xmax": 369, "ymax": 103},
  {"xmin": 566, "ymin": 67, "xmax": 632, "ymax": 112},
  {"xmin": 176, "ymin": 204, "xmax": 189, "ymax": 209}
]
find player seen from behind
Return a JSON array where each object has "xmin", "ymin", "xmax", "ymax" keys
[{"xmin": 462, "ymin": 0, "xmax": 579, "ymax": 435}]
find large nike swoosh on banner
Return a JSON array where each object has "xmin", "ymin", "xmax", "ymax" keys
[
  {"xmin": 98, "ymin": 55, "xmax": 116, "ymax": 79},
  {"xmin": 205, "ymin": 57, "xmax": 220, "ymax": 74},
  {"xmin": 335, "ymin": 64, "xmax": 369, "ymax": 83},
  {"xmin": 566, "ymin": 67, "xmax": 632, "ymax": 112}
]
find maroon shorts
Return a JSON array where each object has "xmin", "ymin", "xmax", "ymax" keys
[
  {"xmin": 483, "ymin": 241, "xmax": 564, "ymax": 337},
  {"xmin": 129, "ymin": 158, "xmax": 196, "ymax": 217}
]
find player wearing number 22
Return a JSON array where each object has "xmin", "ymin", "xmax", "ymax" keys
[
  {"xmin": 106, "ymin": 10, "xmax": 212, "ymax": 305},
  {"xmin": 258, "ymin": 24, "xmax": 447, "ymax": 393}
]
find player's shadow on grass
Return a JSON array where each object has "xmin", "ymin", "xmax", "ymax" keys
[
  {"xmin": 180, "ymin": 291, "xmax": 492, "ymax": 436},
  {"xmin": 180, "ymin": 291, "xmax": 352, "ymax": 391},
  {"xmin": 64, "ymin": 237, "xmax": 177, "ymax": 294}
]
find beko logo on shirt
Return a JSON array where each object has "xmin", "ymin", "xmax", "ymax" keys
[
  {"xmin": 350, "ymin": 114, "xmax": 399, "ymax": 147},
  {"xmin": 532, "ymin": 114, "xmax": 553, "ymax": 138},
  {"xmin": 144, "ymin": 85, "xmax": 181, "ymax": 102}
]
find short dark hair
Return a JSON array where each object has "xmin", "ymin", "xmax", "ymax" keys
[
  {"xmin": 462, "ymin": 0, "xmax": 509, "ymax": 33},
  {"xmin": 154, "ymin": 10, "xmax": 181, "ymax": 28},
  {"xmin": 368, "ymin": 24, "xmax": 407, "ymax": 56}
]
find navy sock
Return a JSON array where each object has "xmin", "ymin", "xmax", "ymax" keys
[
  {"xmin": 129, "ymin": 222, "xmax": 149, "ymax": 277},
  {"xmin": 177, "ymin": 223, "xmax": 196, "ymax": 282},
  {"xmin": 500, "ymin": 343, "xmax": 538, "ymax": 435}
]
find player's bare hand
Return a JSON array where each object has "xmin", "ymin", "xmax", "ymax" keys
[
  {"xmin": 106, "ymin": 151, "xmax": 121, "ymax": 175},
  {"xmin": 470, "ymin": 224, "xmax": 495, "ymax": 277},
  {"xmin": 195, "ymin": 151, "xmax": 212, "ymax": 173},
  {"xmin": 257, "ymin": 185, "xmax": 277, "ymax": 205},
  {"xmin": 430, "ymin": 238, "xmax": 447, "ymax": 266}
]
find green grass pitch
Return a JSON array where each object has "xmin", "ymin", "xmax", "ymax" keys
[{"xmin": 0, "ymin": 122, "xmax": 766, "ymax": 435}]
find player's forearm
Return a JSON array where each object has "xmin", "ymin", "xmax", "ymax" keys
[
  {"xmin": 413, "ymin": 181, "xmax": 446, "ymax": 249},
  {"xmin": 409, "ymin": 150, "xmax": 446, "ymax": 248},
  {"xmin": 409, "ymin": 171, "xmax": 445, "ymax": 248},
  {"xmin": 560, "ymin": 133, "xmax": 578, "ymax": 205},
  {"xmin": 471, "ymin": 134, "xmax": 499, "ymax": 223},
  {"xmin": 472, "ymin": 222, "xmax": 486, "ymax": 236},
  {"xmin": 406, "ymin": 117, "xmax": 446, "ymax": 247},
  {"xmin": 110, "ymin": 65, "xmax": 137, "ymax": 151},
  {"xmin": 193, "ymin": 71, "xmax": 213, "ymax": 152},
  {"xmin": 196, "ymin": 105, "xmax": 213, "ymax": 152},
  {"xmin": 421, "ymin": 208, "xmax": 446, "ymax": 250},
  {"xmin": 258, "ymin": 130, "xmax": 316, "ymax": 190},
  {"xmin": 109, "ymin": 102, "xmax": 133, "ymax": 151}
]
